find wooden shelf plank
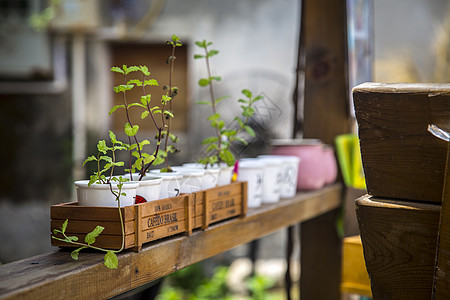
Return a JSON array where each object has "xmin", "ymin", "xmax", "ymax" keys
[{"xmin": 0, "ymin": 184, "xmax": 342, "ymax": 300}]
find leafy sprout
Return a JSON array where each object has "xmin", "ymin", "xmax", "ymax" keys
[{"xmin": 194, "ymin": 40, "xmax": 262, "ymax": 167}]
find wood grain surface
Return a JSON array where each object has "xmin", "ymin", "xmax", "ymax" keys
[
  {"xmin": 0, "ymin": 184, "xmax": 341, "ymax": 300},
  {"xmin": 356, "ymin": 194, "xmax": 440, "ymax": 299},
  {"xmin": 354, "ymin": 82, "xmax": 450, "ymax": 203}
]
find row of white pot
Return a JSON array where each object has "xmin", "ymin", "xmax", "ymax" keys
[
  {"xmin": 74, "ymin": 163, "xmax": 234, "ymax": 207},
  {"xmin": 237, "ymin": 155, "xmax": 300, "ymax": 208}
]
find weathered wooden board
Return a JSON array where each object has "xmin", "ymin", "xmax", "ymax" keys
[
  {"xmin": 356, "ymin": 194, "xmax": 440, "ymax": 299},
  {"xmin": 0, "ymin": 184, "xmax": 342, "ymax": 300},
  {"xmin": 354, "ymin": 82, "xmax": 450, "ymax": 203}
]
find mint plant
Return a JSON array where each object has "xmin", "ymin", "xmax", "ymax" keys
[
  {"xmin": 110, "ymin": 64, "xmax": 165, "ymax": 180},
  {"xmin": 194, "ymin": 40, "xmax": 262, "ymax": 167},
  {"xmin": 109, "ymin": 35, "xmax": 182, "ymax": 177},
  {"xmin": 52, "ymin": 131, "xmax": 128, "ymax": 269},
  {"xmin": 160, "ymin": 34, "xmax": 183, "ymax": 172}
]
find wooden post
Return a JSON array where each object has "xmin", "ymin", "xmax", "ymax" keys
[{"xmin": 300, "ymin": 0, "xmax": 349, "ymax": 298}]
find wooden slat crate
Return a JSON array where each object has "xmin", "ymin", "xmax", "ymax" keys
[
  {"xmin": 51, "ymin": 182, "xmax": 247, "ymax": 252},
  {"xmin": 51, "ymin": 194, "xmax": 194, "ymax": 252},
  {"xmin": 190, "ymin": 181, "xmax": 247, "ymax": 229},
  {"xmin": 353, "ymin": 82, "xmax": 450, "ymax": 203}
]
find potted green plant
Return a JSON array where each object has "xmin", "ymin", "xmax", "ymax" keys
[
  {"xmin": 110, "ymin": 34, "xmax": 183, "ymax": 200},
  {"xmin": 52, "ymin": 130, "xmax": 134, "ymax": 269},
  {"xmin": 193, "ymin": 39, "xmax": 263, "ymax": 185}
]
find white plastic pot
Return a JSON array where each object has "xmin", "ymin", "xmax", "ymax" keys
[
  {"xmin": 172, "ymin": 166, "xmax": 205, "ymax": 193},
  {"xmin": 181, "ymin": 163, "xmax": 220, "ymax": 189},
  {"xmin": 258, "ymin": 155, "xmax": 300, "ymax": 198},
  {"xmin": 255, "ymin": 157, "xmax": 284, "ymax": 203},
  {"xmin": 74, "ymin": 180, "xmax": 139, "ymax": 207},
  {"xmin": 126, "ymin": 173, "xmax": 162, "ymax": 202},
  {"xmin": 149, "ymin": 170, "xmax": 183, "ymax": 198},
  {"xmin": 237, "ymin": 160, "xmax": 265, "ymax": 208}
]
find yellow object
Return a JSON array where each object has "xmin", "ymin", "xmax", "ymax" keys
[
  {"xmin": 341, "ymin": 235, "xmax": 372, "ymax": 297},
  {"xmin": 335, "ymin": 134, "xmax": 366, "ymax": 189}
]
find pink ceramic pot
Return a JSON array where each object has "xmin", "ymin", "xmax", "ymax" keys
[
  {"xmin": 322, "ymin": 145, "xmax": 338, "ymax": 185},
  {"xmin": 270, "ymin": 139, "xmax": 325, "ymax": 190}
]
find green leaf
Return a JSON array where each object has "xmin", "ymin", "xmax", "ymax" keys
[
  {"xmin": 125, "ymin": 65, "xmax": 140, "ymax": 75},
  {"xmin": 109, "ymin": 105, "xmax": 125, "ymax": 116},
  {"xmin": 215, "ymin": 95, "xmax": 229, "ymax": 104},
  {"xmin": 97, "ymin": 140, "xmax": 108, "ymax": 154},
  {"xmin": 139, "ymin": 65, "xmax": 150, "ymax": 76},
  {"xmin": 171, "ymin": 34, "xmax": 180, "ymax": 43},
  {"xmin": 210, "ymin": 76, "xmax": 221, "ymax": 82},
  {"xmin": 144, "ymin": 79, "xmax": 158, "ymax": 86},
  {"xmin": 99, "ymin": 155, "xmax": 113, "ymax": 163},
  {"xmin": 234, "ymin": 117, "xmax": 245, "ymax": 128},
  {"xmin": 252, "ymin": 95, "xmax": 264, "ymax": 102},
  {"xmin": 127, "ymin": 79, "xmax": 142, "ymax": 86},
  {"xmin": 113, "ymin": 84, "xmax": 134, "ymax": 93},
  {"xmin": 241, "ymin": 106, "xmax": 255, "ymax": 117},
  {"xmin": 153, "ymin": 156, "xmax": 165, "ymax": 166},
  {"xmin": 220, "ymin": 149, "xmax": 235, "ymax": 166},
  {"xmin": 196, "ymin": 101, "xmax": 211, "ymax": 105},
  {"xmin": 195, "ymin": 40, "xmax": 205, "ymax": 48},
  {"xmin": 141, "ymin": 95, "xmax": 151, "ymax": 105},
  {"xmin": 83, "ymin": 155, "xmax": 97, "ymax": 166},
  {"xmin": 194, "ymin": 54, "xmax": 205, "ymax": 59},
  {"xmin": 198, "ymin": 78, "xmax": 210, "ymax": 87},
  {"xmin": 143, "ymin": 154, "xmax": 155, "ymax": 164},
  {"xmin": 207, "ymin": 49, "xmax": 219, "ymax": 57},
  {"xmin": 104, "ymin": 251, "xmax": 118, "ymax": 269},
  {"xmin": 234, "ymin": 136, "xmax": 248, "ymax": 146},
  {"xmin": 88, "ymin": 175, "xmax": 99, "ymax": 186},
  {"xmin": 71, "ymin": 247, "xmax": 87, "ymax": 260},
  {"xmin": 202, "ymin": 136, "xmax": 219, "ymax": 144},
  {"xmin": 207, "ymin": 113, "xmax": 220, "ymax": 121},
  {"xmin": 163, "ymin": 110, "xmax": 174, "ymax": 118},
  {"xmin": 161, "ymin": 95, "xmax": 172, "ymax": 104},
  {"xmin": 67, "ymin": 235, "xmax": 79, "ymax": 242},
  {"xmin": 141, "ymin": 110, "xmax": 149, "ymax": 119},
  {"xmin": 109, "ymin": 131, "xmax": 117, "ymax": 143},
  {"xmin": 85, "ymin": 225, "xmax": 105, "ymax": 245},
  {"xmin": 244, "ymin": 125, "xmax": 256, "ymax": 137},
  {"xmin": 124, "ymin": 123, "xmax": 139, "ymax": 137},
  {"xmin": 217, "ymin": 120, "xmax": 225, "ymax": 130},
  {"xmin": 242, "ymin": 89, "xmax": 252, "ymax": 98},
  {"xmin": 206, "ymin": 143, "xmax": 219, "ymax": 152},
  {"xmin": 111, "ymin": 66, "xmax": 124, "ymax": 74},
  {"xmin": 61, "ymin": 219, "xmax": 68, "ymax": 233}
]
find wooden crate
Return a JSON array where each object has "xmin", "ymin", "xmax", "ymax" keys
[
  {"xmin": 353, "ymin": 82, "xmax": 450, "ymax": 203},
  {"xmin": 51, "ymin": 182, "xmax": 247, "ymax": 251},
  {"xmin": 190, "ymin": 181, "xmax": 247, "ymax": 229},
  {"xmin": 51, "ymin": 194, "xmax": 194, "ymax": 252}
]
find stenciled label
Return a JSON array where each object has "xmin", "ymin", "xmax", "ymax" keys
[
  {"xmin": 211, "ymin": 198, "xmax": 236, "ymax": 212},
  {"xmin": 167, "ymin": 224, "xmax": 179, "ymax": 233},
  {"xmin": 217, "ymin": 190, "xmax": 231, "ymax": 197},
  {"xmin": 154, "ymin": 203, "xmax": 173, "ymax": 213},
  {"xmin": 147, "ymin": 212, "xmax": 178, "ymax": 228}
]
